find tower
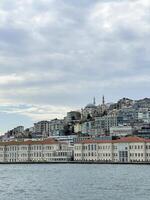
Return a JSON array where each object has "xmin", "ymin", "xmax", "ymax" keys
[
  {"xmin": 102, "ymin": 95, "xmax": 105, "ymax": 105},
  {"xmin": 93, "ymin": 97, "xmax": 96, "ymax": 105}
]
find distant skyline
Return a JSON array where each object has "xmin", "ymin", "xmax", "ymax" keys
[{"xmin": 0, "ymin": 0, "xmax": 150, "ymax": 133}]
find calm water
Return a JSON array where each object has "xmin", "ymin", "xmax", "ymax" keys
[{"xmin": 0, "ymin": 164, "xmax": 150, "ymax": 200}]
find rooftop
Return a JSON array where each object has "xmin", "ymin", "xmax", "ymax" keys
[
  {"xmin": 85, "ymin": 103, "xmax": 96, "ymax": 109},
  {"xmin": 76, "ymin": 136, "xmax": 150, "ymax": 144},
  {"xmin": 0, "ymin": 138, "xmax": 65, "ymax": 146}
]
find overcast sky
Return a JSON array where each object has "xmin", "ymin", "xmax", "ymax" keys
[{"xmin": 0, "ymin": 0, "xmax": 150, "ymax": 133}]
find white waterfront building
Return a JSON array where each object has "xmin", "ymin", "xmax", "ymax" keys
[
  {"xmin": 74, "ymin": 136, "xmax": 150, "ymax": 163},
  {"xmin": 0, "ymin": 138, "xmax": 73, "ymax": 163}
]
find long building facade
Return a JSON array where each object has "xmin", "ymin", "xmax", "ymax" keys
[
  {"xmin": 0, "ymin": 138, "xmax": 73, "ymax": 163},
  {"xmin": 74, "ymin": 136, "xmax": 150, "ymax": 163},
  {"xmin": 1, "ymin": 136, "xmax": 150, "ymax": 163}
]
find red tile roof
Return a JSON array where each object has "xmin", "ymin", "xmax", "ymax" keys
[
  {"xmin": 76, "ymin": 139, "xmax": 111, "ymax": 144},
  {"xmin": 0, "ymin": 138, "xmax": 63, "ymax": 146},
  {"xmin": 75, "ymin": 136, "xmax": 148, "ymax": 144},
  {"xmin": 113, "ymin": 136, "xmax": 146, "ymax": 143}
]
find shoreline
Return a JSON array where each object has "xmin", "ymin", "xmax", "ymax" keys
[{"xmin": 0, "ymin": 161, "xmax": 150, "ymax": 165}]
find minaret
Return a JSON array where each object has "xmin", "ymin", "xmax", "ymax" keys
[
  {"xmin": 93, "ymin": 97, "xmax": 96, "ymax": 105},
  {"xmin": 102, "ymin": 95, "xmax": 105, "ymax": 105}
]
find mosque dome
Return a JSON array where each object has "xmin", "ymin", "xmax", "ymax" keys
[{"xmin": 85, "ymin": 103, "xmax": 96, "ymax": 109}]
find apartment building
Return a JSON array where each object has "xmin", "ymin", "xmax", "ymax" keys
[
  {"xmin": 49, "ymin": 119, "xmax": 65, "ymax": 136},
  {"xmin": 74, "ymin": 136, "xmax": 150, "ymax": 163},
  {"xmin": 0, "ymin": 138, "xmax": 73, "ymax": 163},
  {"xmin": 34, "ymin": 121, "xmax": 50, "ymax": 136}
]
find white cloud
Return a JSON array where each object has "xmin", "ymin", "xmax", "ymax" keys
[
  {"xmin": 0, "ymin": 74, "xmax": 24, "ymax": 84},
  {"xmin": 0, "ymin": 103, "xmax": 75, "ymax": 121}
]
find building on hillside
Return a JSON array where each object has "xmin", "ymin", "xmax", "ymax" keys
[
  {"xmin": 49, "ymin": 135, "xmax": 77, "ymax": 146},
  {"xmin": 13, "ymin": 126, "xmax": 24, "ymax": 134},
  {"xmin": 117, "ymin": 107, "xmax": 138, "ymax": 125},
  {"xmin": 134, "ymin": 98, "xmax": 150, "ymax": 109},
  {"xmin": 4, "ymin": 126, "xmax": 25, "ymax": 139},
  {"xmin": 81, "ymin": 103, "xmax": 97, "ymax": 120},
  {"xmin": 81, "ymin": 121, "xmax": 95, "ymax": 135},
  {"xmin": 137, "ymin": 109, "xmax": 150, "ymax": 123},
  {"xmin": 66, "ymin": 111, "xmax": 81, "ymax": 123},
  {"xmin": 133, "ymin": 124, "xmax": 150, "ymax": 138},
  {"xmin": 49, "ymin": 119, "xmax": 65, "ymax": 136},
  {"xmin": 74, "ymin": 136, "xmax": 150, "ymax": 163},
  {"xmin": 95, "ymin": 114, "xmax": 123, "ymax": 134},
  {"xmin": 34, "ymin": 121, "xmax": 50, "ymax": 136},
  {"xmin": 74, "ymin": 122, "xmax": 82, "ymax": 134},
  {"xmin": 0, "ymin": 138, "xmax": 73, "ymax": 163},
  {"xmin": 81, "ymin": 96, "xmax": 108, "ymax": 121},
  {"xmin": 110, "ymin": 126, "xmax": 133, "ymax": 137},
  {"xmin": 117, "ymin": 98, "xmax": 134, "ymax": 109}
]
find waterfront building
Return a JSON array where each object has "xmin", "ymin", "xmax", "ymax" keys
[
  {"xmin": 0, "ymin": 138, "xmax": 73, "ymax": 163},
  {"xmin": 74, "ymin": 136, "xmax": 150, "ymax": 163}
]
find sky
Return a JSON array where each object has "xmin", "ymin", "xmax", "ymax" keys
[{"xmin": 0, "ymin": 0, "xmax": 150, "ymax": 133}]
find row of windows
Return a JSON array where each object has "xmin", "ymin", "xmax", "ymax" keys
[
  {"xmin": 4, "ymin": 152, "xmax": 69, "ymax": 158},
  {"xmin": 75, "ymin": 153, "xmax": 114, "ymax": 157},
  {"xmin": 75, "ymin": 153, "xmax": 81, "ymax": 157},
  {"xmin": 129, "ymin": 145, "xmax": 143, "ymax": 150},
  {"xmin": 7, "ymin": 158, "xmax": 68, "ymax": 162},
  {"xmin": 75, "ymin": 145, "xmax": 118, "ymax": 151},
  {"xmin": 76, "ymin": 144, "xmax": 150, "ymax": 151},
  {"xmin": 98, "ymin": 146, "xmax": 111, "ymax": 150},
  {"xmin": 83, "ymin": 145, "xmax": 97, "ymax": 151},
  {"xmin": 5, "ymin": 153, "xmax": 29, "ymax": 157},
  {"xmin": 76, "ymin": 145, "xmax": 112, "ymax": 151},
  {"xmin": 130, "ymin": 159, "xmax": 145, "ymax": 162},
  {"xmin": 5, "ymin": 145, "xmax": 55, "ymax": 151},
  {"xmin": 130, "ymin": 153, "xmax": 144, "ymax": 157},
  {"xmin": 74, "ymin": 146, "xmax": 81, "ymax": 150},
  {"xmin": 98, "ymin": 153, "xmax": 111, "ymax": 157}
]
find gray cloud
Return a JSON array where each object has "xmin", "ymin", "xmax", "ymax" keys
[{"xmin": 0, "ymin": 0, "xmax": 150, "ymax": 124}]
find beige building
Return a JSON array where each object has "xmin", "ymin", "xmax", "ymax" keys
[
  {"xmin": 0, "ymin": 138, "xmax": 73, "ymax": 163},
  {"xmin": 74, "ymin": 136, "xmax": 150, "ymax": 163}
]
